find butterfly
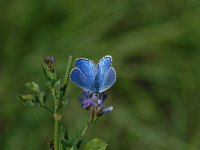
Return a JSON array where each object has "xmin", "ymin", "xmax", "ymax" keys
[{"xmin": 70, "ymin": 55, "xmax": 116, "ymax": 93}]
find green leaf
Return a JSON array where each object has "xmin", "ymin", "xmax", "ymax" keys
[
  {"xmin": 39, "ymin": 91, "xmax": 46, "ymax": 105},
  {"xmin": 25, "ymin": 82, "xmax": 40, "ymax": 93},
  {"xmin": 19, "ymin": 94, "xmax": 34, "ymax": 101},
  {"xmin": 18, "ymin": 91, "xmax": 47, "ymax": 106},
  {"xmin": 60, "ymin": 139, "xmax": 74, "ymax": 150},
  {"xmin": 59, "ymin": 125, "xmax": 75, "ymax": 149},
  {"xmin": 42, "ymin": 65, "xmax": 58, "ymax": 82},
  {"xmin": 75, "ymin": 137, "xmax": 82, "ymax": 149},
  {"xmin": 85, "ymin": 138, "xmax": 108, "ymax": 150},
  {"xmin": 61, "ymin": 146, "xmax": 74, "ymax": 150},
  {"xmin": 42, "ymin": 65, "xmax": 51, "ymax": 81},
  {"xmin": 54, "ymin": 79, "xmax": 61, "ymax": 88},
  {"xmin": 48, "ymin": 71, "xmax": 56, "ymax": 81},
  {"xmin": 18, "ymin": 94, "xmax": 37, "ymax": 106},
  {"xmin": 61, "ymin": 55, "xmax": 73, "ymax": 97},
  {"xmin": 46, "ymin": 82, "xmax": 53, "ymax": 90},
  {"xmin": 60, "ymin": 125, "xmax": 68, "ymax": 141}
]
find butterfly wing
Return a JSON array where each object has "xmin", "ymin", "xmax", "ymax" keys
[
  {"xmin": 70, "ymin": 68, "xmax": 89, "ymax": 90},
  {"xmin": 100, "ymin": 67, "xmax": 116, "ymax": 93},
  {"xmin": 70, "ymin": 58, "xmax": 95, "ymax": 92},
  {"xmin": 95, "ymin": 55, "xmax": 116, "ymax": 93}
]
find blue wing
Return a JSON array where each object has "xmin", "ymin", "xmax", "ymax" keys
[
  {"xmin": 70, "ymin": 58, "xmax": 95, "ymax": 92},
  {"xmin": 95, "ymin": 55, "xmax": 116, "ymax": 93},
  {"xmin": 70, "ymin": 68, "xmax": 89, "ymax": 90},
  {"xmin": 100, "ymin": 67, "xmax": 116, "ymax": 93}
]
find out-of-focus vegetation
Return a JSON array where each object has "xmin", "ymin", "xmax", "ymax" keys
[{"xmin": 1, "ymin": 0, "xmax": 200, "ymax": 149}]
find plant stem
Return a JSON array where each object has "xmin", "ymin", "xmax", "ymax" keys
[
  {"xmin": 52, "ymin": 90, "xmax": 58, "ymax": 113},
  {"xmin": 80, "ymin": 110, "xmax": 95, "ymax": 140},
  {"xmin": 62, "ymin": 55, "xmax": 73, "ymax": 96},
  {"xmin": 53, "ymin": 89, "xmax": 60, "ymax": 150},
  {"xmin": 81, "ymin": 122, "xmax": 91, "ymax": 139},
  {"xmin": 53, "ymin": 55, "xmax": 73, "ymax": 150},
  {"xmin": 77, "ymin": 120, "xmax": 92, "ymax": 149},
  {"xmin": 54, "ymin": 114, "xmax": 60, "ymax": 150}
]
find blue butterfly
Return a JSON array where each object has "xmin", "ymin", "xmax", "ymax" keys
[{"xmin": 70, "ymin": 55, "xmax": 116, "ymax": 93}]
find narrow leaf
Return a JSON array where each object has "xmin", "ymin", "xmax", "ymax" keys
[
  {"xmin": 25, "ymin": 82, "xmax": 40, "ymax": 92},
  {"xmin": 18, "ymin": 94, "xmax": 36, "ymax": 106},
  {"xmin": 60, "ymin": 125, "xmax": 68, "ymax": 141}
]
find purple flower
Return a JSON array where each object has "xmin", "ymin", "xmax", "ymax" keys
[
  {"xmin": 102, "ymin": 106, "xmax": 113, "ymax": 114},
  {"xmin": 79, "ymin": 90, "xmax": 113, "ymax": 120}
]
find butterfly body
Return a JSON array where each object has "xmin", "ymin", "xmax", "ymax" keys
[{"xmin": 70, "ymin": 55, "xmax": 116, "ymax": 93}]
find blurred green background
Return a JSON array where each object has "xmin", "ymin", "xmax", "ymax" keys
[{"xmin": 1, "ymin": 0, "xmax": 200, "ymax": 149}]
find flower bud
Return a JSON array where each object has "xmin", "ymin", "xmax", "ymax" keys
[{"xmin": 43, "ymin": 56, "xmax": 56, "ymax": 72}]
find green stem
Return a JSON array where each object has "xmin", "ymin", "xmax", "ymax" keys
[
  {"xmin": 53, "ymin": 55, "xmax": 73, "ymax": 150},
  {"xmin": 62, "ymin": 55, "xmax": 73, "ymax": 97},
  {"xmin": 53, "ymin": 88, "xmax": 60, "ymax": 150},
  {"xmin": 54, "ymin": 115, "xmax": 60, "ymax": 150},
  {"xmin": 52, "ymin": 90, "xmax": 58, "ymax": 113},
  {"xmin": 77, "ymin": 120, "xmax": 92, "ymax": 149},
  {"xmin": 81, "ymin": 122, "xmax": 91, "ymax": 139},
  {"xmin": 80, "ymin": 110, "xmax": 95, "ymax": 139}
]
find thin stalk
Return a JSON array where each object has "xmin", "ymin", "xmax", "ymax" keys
[
  {"xmin": 80, "ymin": 112, "xmax": 94, "ymax": 144},
  {"xmin": 77, "ymin": 120, "xmax": 93, "ymax": 149},
  {"xmin": 54, "ymin": 115, "xmax": 60, "ymax": 150},
  {"xmin": 53, "ymin": 55, "xmax": 73, "ymax": 150},
  {"xmin": 62, "ymin": 55, "xmax": 73, "ymax": 97},
  {"xmin": 52, "ymin": 90, "xmax": 58, "ymax": 113},
  {"xmin": 81, "ymin": 122, "xmax": 91, "ymax": 139},
  {"xmin": 53, "ymin": 90, "xmax": 60, "ymax": 150}
]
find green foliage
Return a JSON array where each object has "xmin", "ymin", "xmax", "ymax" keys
[
  {"xmin": 25, "ymin": 82, "xmax": 40, "ymax": 93},
  {"xmin": 59, "ymin": 123, "xmax": 91, "ymax": 150},
  {"xmin": 42, "ymin": 64, "xmax": 60, "ymax": 86},
  {"xmin": 60, "ymin": 125, "xmax": 72, "ymax": 149},
  {"xmin": 18, "ymin": 56, "xmax": 74, "ymax": 150},
  {"xmin": 18, "ymin": 81, "xmax": 46, "ymax": 106},
  {"xmin": 85, "ymin": 138, "xmax": 107, "ymax": 150}
]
